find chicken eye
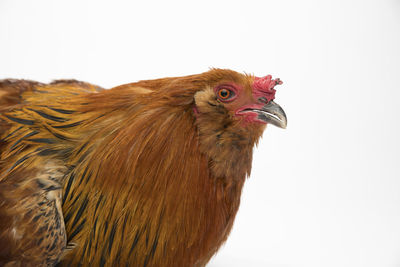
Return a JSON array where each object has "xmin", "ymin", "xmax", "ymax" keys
[{"xmin": 217, "ymin": 88, "xmax": 235, "ymax": 101}]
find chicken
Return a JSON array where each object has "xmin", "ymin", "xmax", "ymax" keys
[{"xmin": 0, "ymin": 69, "xmax": 287, "ymax": 266}]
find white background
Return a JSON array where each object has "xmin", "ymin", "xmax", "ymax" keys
[{"xmin": 1, "ymin": 1, "xmax": 399, "ymax": 266}]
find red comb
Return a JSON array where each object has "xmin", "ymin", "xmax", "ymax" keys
[{"xmin": 253, "ymin": 75, "xmax": 282, "ymax": 102}]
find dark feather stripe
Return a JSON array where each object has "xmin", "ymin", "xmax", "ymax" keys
[
  {"xmin": 93, "ymin": 195, "xmax": 104, "ymax": 219},
  {"xmin": 92, "ymin": 217, "xmax": 98, "ymax": 243},
  {"xmin": 10, "ymin": 130, "xmax": 39, "ymax": 149},
  {"xmin": 51, "ymin": 131, "xmax": 70, "ymax": 141},
  {"xmin": 143, "ymin": 254, "xmax": 150, "ymax": 267},
  {"xmin": 100, "ymin": 256, "xmax": 106, "ymax": 267},
  {"xmin": 88, "ymin": 217, "xmax": 98, "ymax": 253},
  {"xmin": 149, "ymin": 209, "xmax": 164, "ymax": 257},
  {"xmin": 3, "ymin": 126, "xmax": 23, "ymax": 140},
  {"xmin": 69, "ymin": 191, "xmax": 83, "ymax": 209},
  {"xmin": 103, "ymin": 220, "xmax": 109, "ymax": 236},
  {"xmin": 53, "ymin": 121, "xmax": 82, "ymax": 129},
  {"xmin": 63, "ymin": 173, "xmax": 75, "ymax": 204},
  {"xmin": 108, "ymin": 222, "xmax": 118, "ymax": 253},
  {"xmin": 76, "ymin": 141, "xmax": 89, "ymax": 155},
  {"xmin": 37, "ymin": 149, "xmax": 58, "ymax": 156},
  {"xmin": 43, "ymin": 125, "xmax": 71, "ymax": 141},
  {"xmin": 68, "ymin": 219, "xmax": 86, "ymax": 240},
  {"xmin": 9, "ymin": 153, "xmax": 31, "ymax": 171},
  {"xmin": 129, "ymin": 231, "xmax": 141, "ymax": 255},
  {"xmin": 84, "ymin": 170, "xmax": 93, "ymax": 184},
  {"xmin": 119, "ymin": 213, "xmax": 130, "ymax": 246},
  {"xmin": 79, "ymin": 166, "xmax": 89, "ymax": 184},
  {"xmin": 71, "ymin": 196, "xmax": 89, "ymax": 228},
  {"xmin": 78, "ymin": 148, "xmax": 92, "ymax": 163},
  {"xmin": 79, "ymin": 239, "xmax": 89, "ymax": 265},
  {"xmin": 63, "ymin": 212, "xmax": 73, "ymax": 226},
  {"xmin": 5, "ymin": 115, "xmax": 35, "ymax": 125},
  {"xmin": 48, "ymin": 107, "xmax": 76, "ymax": 114},
  {"xmin": 27, "ymin": 108, "xmax": 68, "ymax": 122},
  {"xmin": 150, "ymin": 232, "xmax": 159, "ymax": 257},
  {"xmin": 28, "ymin": 138, "xmax": 57, "ymax": 144}
]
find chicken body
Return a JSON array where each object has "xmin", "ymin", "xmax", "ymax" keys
[{"xmin": 0, "ymin": 69, "xmax": 286, "ymax": 266}]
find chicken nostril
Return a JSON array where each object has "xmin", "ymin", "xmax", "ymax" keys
[{"xmin": 258, "ymin": 97, "xmax": 268, "ymax": 103}]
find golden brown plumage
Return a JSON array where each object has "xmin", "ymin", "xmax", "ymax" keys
[{"xmin": 0, "ymin": 69, "xmax": 286, "ymax": 266}]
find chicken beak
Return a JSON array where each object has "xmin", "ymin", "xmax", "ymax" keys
[{"xmin": 256, "ymin": 100, "xmax": 287, "ymax": 129}]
